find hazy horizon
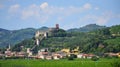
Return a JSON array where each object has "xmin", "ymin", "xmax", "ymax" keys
[{"xmin": 0, "ymin": 23, "xmax": 113, "ymax": 30}]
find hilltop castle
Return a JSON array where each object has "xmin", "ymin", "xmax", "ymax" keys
[{"xmin": 35, "ymin": 24, "xmax": 60, "ymax": 45}]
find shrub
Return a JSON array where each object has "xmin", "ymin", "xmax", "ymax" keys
[
  {"xmin": 91, "ymin": 56, "xmax": 99, "ymax": 61},
  {"xmin": 68, "ymin": 56, "xmax": 74, "ymax": 60},
  {"xmin": 5, "ymin": 56, "xmax": 25, "ymax": 59},
  {"xmin": 68, "ymin": 54, "xmax": 74, "ymax": 60}
]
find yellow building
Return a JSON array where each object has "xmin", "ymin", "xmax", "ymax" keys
[
  {"xmin": 71, "ymin": 49, "xmax": 79, "ymax": 55},
  {"xmin": 117, "ymin": 52, "xmax": 120, "ymax": 57},
  {"xmin": 61, "ymin": 49, "xmax": 70, "ymax": 53},
  {"xmin": 61, "ymin": 47, "xmax": 80, "ymax": 55}
]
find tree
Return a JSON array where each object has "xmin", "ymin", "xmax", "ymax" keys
[{"xmin": 68, "ymin": 54, "xmax": 74, "ymax": 60}]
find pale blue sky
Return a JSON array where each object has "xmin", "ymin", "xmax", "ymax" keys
[{"xmin": 0, "ymin": 0, "xmax": 120, "ymax": 30}]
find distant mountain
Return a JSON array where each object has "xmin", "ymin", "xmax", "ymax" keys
[
  {"xmin": 0, "ymin": 24, "xmax": 106, "ymax": 48},
  {"xmin": 67, "ymin": 24, "xmax": 106, "ymax": 32},
  {"xmin": 38, "ymin": 26, "xmax": 49, "ymax": 32},
  {"xmin": 0, "ymin": 27, "xmax": 49, "ymax": 48}
]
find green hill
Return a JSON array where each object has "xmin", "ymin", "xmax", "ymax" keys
[
  {"xmin": 0, "ymin": 24, "xmax": 105, "ymax": 48},
  {"xmin": 12, "ymin": 25, "xmax": 120, "ymax": 54},
  {"xmin": 0, "ymin": 27, "xmax": 49, "ymax": 48},
  {"xmin": 67, "ymin": 24, "xmax": 106, "ymax": 32}
]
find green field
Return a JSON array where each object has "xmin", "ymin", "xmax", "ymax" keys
[{"xmin": 0, "ymin": 58, "xmax": 118, "ymax": 67}]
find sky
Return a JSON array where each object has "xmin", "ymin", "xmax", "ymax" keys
[{"xmin": 0, "ymin": 0, "xmax": 120, "ymax": 30}]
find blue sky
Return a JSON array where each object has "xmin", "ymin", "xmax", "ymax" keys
[{"xmin": 0, "ymin": 0, "xmax": 120, "ymax": 30}]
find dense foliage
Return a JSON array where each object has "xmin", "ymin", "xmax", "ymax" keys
[
  {"xmin": 0, "ymin": 28, "xmax": 36, "ymax": 48},
  {"xmin": 11, "ymin": 25, "xmax": 120, "ymax": 55}
]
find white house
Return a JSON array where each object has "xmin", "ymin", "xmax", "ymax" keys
[
  {"xmin": 27, "ymin": 48, "xmax": 32, "ymax": 57},
  {"xmin": 5, "ymin": 50, "xmax": 12, "ymax": 57},
  {"xmin": 77, "ymin": 54, "xmax": 83, "ymax": 58},
  {"xmin": 37, "ymin": 55, "xmax": 45, "ymax": 59},
  {"xmin": 53, "ymin": 55, "xmax": 60, "ymax": 60},
  {"xmin": 52, "ymin": 53, "xmax": 60, "ymax": 60},
  {"xmin": 46, "ymin": 56, "xmax": 52, "ymax": 60}
]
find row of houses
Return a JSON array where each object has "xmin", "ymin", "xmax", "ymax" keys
[
  {"xmin": 104, "ymin": 52, "xmax": 120, "ymax": 57},
  {"xmin": 1, "ymin": 47, "xmax": 120, "ymax": 60},
  {"xmin": 0, "ymin": 47, "xmax": 98, "ymax": 60},
  {"xmin": 37, "ymin": 51, "xmax": 66, "ymax": 60}
]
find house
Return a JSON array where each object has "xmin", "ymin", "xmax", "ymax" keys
[
  {"xmin": 87, "ymin": 54, "xmax": 95, "ymax": 59},
  {"xmin": 39, "ymin": 48, "xmax": 48, "ymax": 52},
  {"xmin": 37, "ymin": 51, "xmax": 47, "ymax": 59},
  {"xmin": 82, "ymin": 54, "xmax": 88, "ymax": 58},
  {"xmin": 69, "ymin": 49, "xmax": 79, "ymax": 55},
  {"xmin": 71, "ymin": 47, "xmax": 79, "ymax": 55},
  {"xmin": 27, "ymin": 48, "xmax": 32, "ymax": 57},
  {"xmin": 38, "ymin": 51, "xmax": 48, "ymax": 56},
  {"xmin": 53, "ymin": 55, "xmax": 60, "ymax": 60},
  {"xmin": 46, "ymin": 56, "xmax": 52, "ymax": 60},
  {"xmin": 61, "ymin": 48, "xmax": 70, "ymax": 54},
  {"xmin": 77, "ymin": 53, "xmax": 83, "ymax": 58},
  {"xmin": 105, "ymin": 53, "xmax": 118, "ymax": 57},
  {"xmin": 52, "ymin": 53, "xmax": 61, "ymax": 60},
  {"xmin": 61, "ymin": 47, "xmax": 80, "ymax": 56},
  {"xmin": 117, "ymin": 52, "xmax": 120, "ymax": 57},
  {"xmin": 5, "ymin": 49, "xmax": 13, "ymax": 57},
  {"xmin": 37, "ymin": 48, "xmax": 52, "ymax": 59},
  {"xmin": 56, "ymin": 51, "xmax": 67, "ymax": 58},
  {"xmin": 52, "ymin": 51, "xmax": 67, "ymax": 60},
  {"xmin": 15, "ymin": 51, "xmax": 26, "ymax": 57},
  {"xmin": 77, "ymin": 53, "xmax": 96, "ymax": 59},
  {"xmin": 37, "ymin": 55, "xmax": 45, "ymax": 59}
]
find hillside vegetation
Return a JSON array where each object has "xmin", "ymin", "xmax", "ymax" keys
[
  {"xmin": 12, "ymin": 25, "xmax": 120, "ymax": 54},
  {"xmin": 0, "ymin": 24, "xmax": 105, "ymax": 48},
  {"xmin": 0, "ymin": 27, "xmax": 49, "ymax": 48}
]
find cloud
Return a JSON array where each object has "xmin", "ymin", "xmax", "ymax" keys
[
  {"xmin": 96, "ymin": 17, "xmax": 109, "ymax": 25},
  {"xmin": 79, "ymin": 12, "xmax": 120, "ymax": 25},
  {"xmin": 95, "ymin": 7, "xmax": 99, "ymax": 10},
  {"xmin": 21, "ymin": 10, "xmax": 34, "ymax": 19},
  {"xmin": 21, "ymin": 4, "xmax": 40, "ymax": 19},
  {"xmin": 83, "ymin": 3, "xmax": 91, "ymax": 9},
  {"xmin": 95, "ymin": 12, "xmax": 116, "ymax": 25},
  {"xmin": 40, "ymin": 2, "xmax": 48, "ymax": 9},
  {"xmin": 0, "ymin": 4, "xmax": 4, "ymax": 9},
  {"xmin": 8, "ymin": 4, "xmax": 20, "ymax": 13},
  {"xmin": 96, "ymin": 13, "xmax": 111, "ymax": 25},
  {"xmin": 8, "ymin": 3, "xmax": 94, "ymax": 24},
  {"xmin": 29, "ymin": 4, "xmax": 38, "ymax": 8}
]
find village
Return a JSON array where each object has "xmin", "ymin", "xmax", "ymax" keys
[
  {"xmin": 0, "ymin": 44, "xmax": 120, "ymax": 60},
  {"xmin": 0, "ymin": 24, "xmax": 120, "ymax": 60}
]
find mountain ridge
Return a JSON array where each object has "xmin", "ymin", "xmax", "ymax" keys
[
  {"xmin": 0, "ymin": 24, "xmax": 109, "ymax": 48},
  {"xmin": 67, "ymin": 24, "xmax": 106, "ymax": 32}
]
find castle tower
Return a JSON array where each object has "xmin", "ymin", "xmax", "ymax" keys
[{"xmin": 56, "ymin": 24, "xmax": 59, "ymax": 30}]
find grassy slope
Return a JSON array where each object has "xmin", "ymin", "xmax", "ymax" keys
[{"xmin": 0, "ymin": 58, "xmax": 114, "ymax": 67}]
